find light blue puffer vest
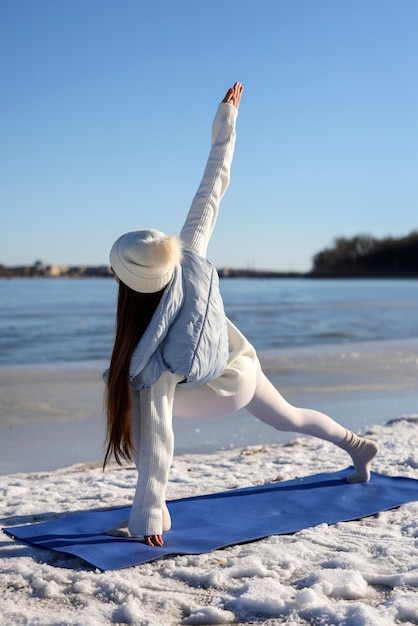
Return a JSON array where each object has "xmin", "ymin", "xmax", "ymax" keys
[{"xmin": 126, "ymin": 249, "xmax": 229, "ymax": 390}]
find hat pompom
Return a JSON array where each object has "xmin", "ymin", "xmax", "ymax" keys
[{"xmin": 139, "ymin": 232, "xmax": 183, "ymax": 269}]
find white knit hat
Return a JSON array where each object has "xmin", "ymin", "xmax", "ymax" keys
[{"xmin": 109, "ymin": 229, "xmax": 183, "ymax": 293}]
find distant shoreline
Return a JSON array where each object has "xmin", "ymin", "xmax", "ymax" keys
[{"xmin": 1, "ymin": 266, "xmax": 418, "ymax": 279}]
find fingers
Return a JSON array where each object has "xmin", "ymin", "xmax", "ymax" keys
[
  {"xmin": 144, "ymin": 534, "xmax": 164, "ymax": 547},
  {"xmin": 232, "ymin": 81, "xmax": 243, "ymax": 109},
  {"xmin": 222, "ymin": 82, "xmax": 244, "ymax": 109}
]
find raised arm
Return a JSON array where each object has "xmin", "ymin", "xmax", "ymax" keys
[{"xmin": 180, "ymin": 82, "xmax": 243, "ymax": 257}]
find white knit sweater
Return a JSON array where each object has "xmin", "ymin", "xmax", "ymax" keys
[{"xmin": 128, "ymin": 102, "xmax": 257, "ymax": 537}]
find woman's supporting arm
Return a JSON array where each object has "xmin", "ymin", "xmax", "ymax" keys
[{"xmin": 128, "ymin": 371, "xmax": 181, "ymax": 542}]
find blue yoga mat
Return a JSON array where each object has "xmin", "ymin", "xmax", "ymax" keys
[{"xmin": 4, "ymin": 468, "xmax": 418, "ymax": 571}]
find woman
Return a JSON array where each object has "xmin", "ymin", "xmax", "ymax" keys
[{"xmin": 104, "ymin": 82, "xmax": 379, "ymax": 547}]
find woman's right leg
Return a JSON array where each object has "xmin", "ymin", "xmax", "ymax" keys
[{"xmin": 172, "ymin": 366, "xmax": 378, "ymax": 483}]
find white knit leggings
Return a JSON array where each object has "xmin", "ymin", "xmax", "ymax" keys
[{"xmin": 173, "ymin": 362, "xmax": 346, "ymax": 445}]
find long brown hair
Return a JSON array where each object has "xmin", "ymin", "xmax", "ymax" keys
[{"xmin": 104, "ymin": 281, "xmax": 164, "ymax": 467}]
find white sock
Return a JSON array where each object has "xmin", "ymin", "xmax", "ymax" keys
[{"xmin": 337, "ymin": 430, "xmax": 379, "ymax": 483}]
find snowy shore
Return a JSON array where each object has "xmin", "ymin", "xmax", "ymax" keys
[
  {"xmin": 1, "ymin": 339, "xmax": 418, "ymax": 623},
  {"xmin": 2, "ymin": 418, "xmax": 418, "ymax": 625}
]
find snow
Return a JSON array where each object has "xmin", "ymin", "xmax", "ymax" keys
[{"xmin": 2, "ymin": 418, "xmax": 418, "ymax": 625}]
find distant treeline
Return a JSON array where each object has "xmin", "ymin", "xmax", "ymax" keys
[{"xmin": 310, "ymin": 231, "xmax": 418, "ymax": 277}]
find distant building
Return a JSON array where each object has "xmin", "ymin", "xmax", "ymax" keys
[{"xmin": 45, "ymin": 265, "xmax": 61, "ymax": 277}]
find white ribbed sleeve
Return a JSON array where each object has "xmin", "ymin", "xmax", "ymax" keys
[
  {"xmin": 180, "ymin": 102, "xmax": 238, "ymax": 256},
  {"xmin": 128, "ymin": 371, "xmax": 182, "ymax": 536}
]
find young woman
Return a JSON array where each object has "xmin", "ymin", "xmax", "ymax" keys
[{"xmin": 104, "ymin": 82, "xmax": 379, "ymax": 547}]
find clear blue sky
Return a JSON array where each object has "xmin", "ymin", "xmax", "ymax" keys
[{"xmin": 1, "ymin": 0, "xmax": 417, "ymax": 271}]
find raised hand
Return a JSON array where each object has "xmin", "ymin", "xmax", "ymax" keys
[{"xmin": 222, "ymin": 82, "xmax": 244, "ymax": 109}]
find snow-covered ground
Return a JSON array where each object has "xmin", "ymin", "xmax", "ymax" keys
[{"xmin": 2, "ymin": 417, "xmax": 418, "ymax": 625}]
